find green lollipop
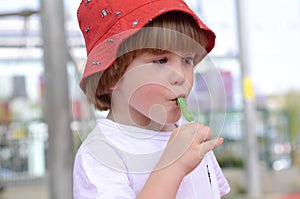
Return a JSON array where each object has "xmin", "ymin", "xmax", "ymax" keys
[{"xmin": 176, "ymin": 97, "xmax": 194, "ymax": 122}]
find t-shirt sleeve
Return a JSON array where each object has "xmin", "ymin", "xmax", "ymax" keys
[
  {"xmin": 209, "ymin": 151, "xmax": 231, "ymax": 196},
  {"xmin": 73, "ymin": 146, "xmax": 136, "ymax": 199}
]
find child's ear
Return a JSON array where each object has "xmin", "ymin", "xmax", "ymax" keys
[
  {"xmin": 109, "ymin": 84, "xmax": 117, "ymax": 91},
  {"xmin": 99, "ymin": 84, "xmax": 117, "ymax": 95}
]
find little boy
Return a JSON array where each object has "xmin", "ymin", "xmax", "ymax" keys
[{"xmin": 74, "ymin": 0, "xmax": 230, "ymax": 198}]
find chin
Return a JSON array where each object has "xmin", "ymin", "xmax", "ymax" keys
[
  {"xmin": 150, "ymin": 111, "xmax": 181, "ymax": 126},
  {"xmin": 164, "ymin": 116, "xmax": 181, "ymax": 125}
]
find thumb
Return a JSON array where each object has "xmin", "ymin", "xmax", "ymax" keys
[{"xmin": 201, "ymin": 137, "xmax": 224, "ymax": 153}]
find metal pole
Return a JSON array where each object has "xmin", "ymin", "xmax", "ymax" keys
[
  {"xmin": 236, "ymin": 0, "xmax": 262, "ymax": 198},
  {"xmin": 40, "ymin": 0, "xmax": 74, "ymax": 199}
]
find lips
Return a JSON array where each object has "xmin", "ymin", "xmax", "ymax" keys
[
  {"xmin": 171, "ymin": 98, "xmax": 178, "ymax": 106},
  {"xmin": 170, "ymin": 95, "xmax": 185, "ymax": 106}
]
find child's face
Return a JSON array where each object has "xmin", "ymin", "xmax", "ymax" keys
[{"xmin": 110, "ymin": 50, "xmax": 195, "ymax": 128}]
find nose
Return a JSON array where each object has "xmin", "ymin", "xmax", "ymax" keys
[{"xmin": 169, "ymin": 63, "xmax": 186, "ymax": 85}]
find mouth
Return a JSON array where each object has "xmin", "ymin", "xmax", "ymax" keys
[
  {"xmin": 171, "ymin": 98, "xmax": 178, "ymax": 106},
  {"xmin": 171, "ymin": 95, "xmax": 186, "ymax": 106}
]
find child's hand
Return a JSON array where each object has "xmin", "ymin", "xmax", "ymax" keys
[{"xmin": 156, "ymin": 123, "xmax": 223, "ymax": 176}]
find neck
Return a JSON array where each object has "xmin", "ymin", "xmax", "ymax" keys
[{"xmin": 106, "ymin": 110, "xmax": 176, "ymax": 132}]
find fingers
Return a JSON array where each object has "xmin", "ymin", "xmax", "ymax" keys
[
  {"xmin": 170, "ymin": 123, "xmax": 223, "ymax": 161},
  {"xmin": 179, "ymin": 123, "xmax": 213, "ymax": 144},
  {"xmin": 165, "ymin": 125, "xmax": 223, "ymax": 173},
  {"xmin": 198, "ymin": 137, "xmax": 224, "ymax": 159},
  {"xmin": 194, "ymin": 124, "xmax": 213, "ymax": 143},
  {"xmin": 204, "ymin": 137, "xmax": 224, "ymax": 149}
]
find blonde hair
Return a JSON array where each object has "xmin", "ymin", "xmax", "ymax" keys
[{"xmin": 84, "ymin": 11, "xmax": 209, "ymax": 111}]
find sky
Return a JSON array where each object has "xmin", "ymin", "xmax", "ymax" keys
[
  {"xmin": 0, "ymin": 0, "xmax": 300, "ymax": 96},
  {"xmin": 196, "ymin": 0, "xmax": 300, "ymax": 95}
]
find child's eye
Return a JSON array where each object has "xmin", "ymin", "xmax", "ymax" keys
[
  {"xmin": 153, "ymin": 58, "xmax": 168, "ymax": 65},
  {"xmin": 183, "ymin": 57, "xmax": 195, "ymax": 66}
]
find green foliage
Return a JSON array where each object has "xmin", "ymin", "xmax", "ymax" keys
[
  {"xmin": 217, "ymin": 153, "xmax": 244, "ymax": 168},
  {"xmin": 283, "ymin": 91, "xmax": 300, "ymax": 143},
  {"xmin": 283, "ymin": 91, "xmax": 300, "ymax": 165},
  {"xmin": 215, "ymin": 144, "xmax": 244, "ymax": 168}
]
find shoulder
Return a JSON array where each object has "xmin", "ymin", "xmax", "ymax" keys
[
  {"xmin": 73, "ymin": 139, "xmax": 136, "ymax": 199},
  {"xmin": 74, "ymin": 124, "xmax": 129, "ymax": 172}
]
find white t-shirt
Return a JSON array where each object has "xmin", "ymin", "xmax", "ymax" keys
[{"xmin": 73, "ymin": 118, "xmax": 230, "ymax": 199}]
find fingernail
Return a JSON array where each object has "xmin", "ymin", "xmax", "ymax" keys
[{"xmin": 219, "ymin": 137, "xmax": 224, "ymax": 144}]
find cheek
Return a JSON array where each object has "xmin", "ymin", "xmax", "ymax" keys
[
  {"xmin": 129, "ymin": 84, "xmax": 163, "ymax": 112},
  {"xmin": 129, "ymin": 84, "xmax": 181, "ymax": 124},
  {"xmin": 129, "ymin": 83, "xmax": 175, "ymax": 123},
  {"xmin": 187, "ymin": 70, "xmax": 194, "ymax": 86},
  {"xmin": 180, "ymin": 72, "xmax": 194, "ymax": 96}
]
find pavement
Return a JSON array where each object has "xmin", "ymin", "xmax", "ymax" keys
[
  {"xmin": 0, "ymin": 183, "xmax": 48, "ymax": 199},
  {"xmin": 0, "ymin": 181, "xmax": 299, "ymax": 199},
  {"xmin": 227, "ymin": 192, "xmax": 300, "ymax": 199},
  {"xmin": 0, "ymin": 168, "xmax": 299, "ymax": 199},
  {"xmin": 222, "ymin": 167, "xmax": 300, "ymax": 199},
  {"xmin": 278, "ymin": 192, "xmax": 300, "ymax": 199}
]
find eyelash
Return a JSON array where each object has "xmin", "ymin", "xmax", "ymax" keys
[
  {"xmin": 153, "ymin": 57, "xmax": 194, "ymax": 65},
  {"xmin": 184, "ymin": 57, "xmax": 194, "ymax": 65},
  {"xmin": 153, "ymin": 58, "xmax": 168, "ymax": 65}
]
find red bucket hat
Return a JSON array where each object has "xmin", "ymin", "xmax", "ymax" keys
[{"xmin": 77, "ymin": 0, "xmax": 216, "ymax": 92}]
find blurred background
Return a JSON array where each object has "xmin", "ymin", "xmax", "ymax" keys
[{"xmin": 0, "ymin": 0, "xmax": 299, "ymax": 199}]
